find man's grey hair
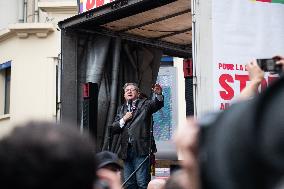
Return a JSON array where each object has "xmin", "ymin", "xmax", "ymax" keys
[{"xmin": 123, "ymin": 83, "xmax": 139, "ymax": 91}]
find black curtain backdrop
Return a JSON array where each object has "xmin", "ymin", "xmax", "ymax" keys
[{"xmin": 77, "ymin": 34, "xmax": 162, "ymax": 152}]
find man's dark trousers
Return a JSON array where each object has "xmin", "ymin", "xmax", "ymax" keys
[{"xmin": 123, "ymin": 145, "xmax": 150, "ymax": 189}]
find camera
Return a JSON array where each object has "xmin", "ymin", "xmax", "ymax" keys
[{"xmin": 256, "ymin": 58, "xmax": 282, "ymax": 73}]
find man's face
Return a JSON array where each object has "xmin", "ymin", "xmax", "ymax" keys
[{"xmin": 124, "ymin": 85, "xmax": 139, "ymax": 101}]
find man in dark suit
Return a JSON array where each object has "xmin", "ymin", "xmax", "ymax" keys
[{"xmin": 112, "ymin": 82, "xmax": 163, "ymax": 189}]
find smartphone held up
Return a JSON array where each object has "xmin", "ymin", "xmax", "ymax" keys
[{"xmin": 256, "ymin": 57, "xmax": 283, "ymax": 73}]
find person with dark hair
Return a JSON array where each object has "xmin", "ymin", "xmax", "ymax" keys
[
  {"xmin": 0, "ymin": 121, "xmax": 96, "ymax": 189},
  {"xmin": 112, "ymin": 82, "xmax": 164, "ymax": 189},
  {"xmin": 95, "ymin": 151, "xmax": 123, "ymax": 185},
  {"xmin": 96, "ymin": 151, "xmax": 123, "ymax": 172}
]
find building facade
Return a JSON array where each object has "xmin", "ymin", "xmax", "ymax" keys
[{"xmin": 0, "ymin": 0, "xmax": 77, "ymax": 134}]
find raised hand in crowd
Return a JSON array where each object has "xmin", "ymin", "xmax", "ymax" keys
[
  {"xmin": 238, "ymin": 59, "xmax": 264, "ymax": 101},
  {"xmin": 275, "ymin": 55, "xmax": 284, "ymax": 71},
  {"xmin": 173, "ymin": 117, "xmax": 200, "ymax": 189},
  {"xmin": 239, "ymin": 56, "xmax": 284, "ymax": 101}
]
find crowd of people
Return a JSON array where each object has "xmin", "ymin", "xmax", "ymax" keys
[{"xmin": 0, "ymin": 56, "xmax": 283, "ymax": 189}]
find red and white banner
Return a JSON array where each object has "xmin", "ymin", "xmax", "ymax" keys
[
  {"xmin": 212, "ymin": 0, "xmax": 284, "ymax": 110},
  {"xmin": 79, "ymin": 0, "xmax": 115, "ymax": 13}
]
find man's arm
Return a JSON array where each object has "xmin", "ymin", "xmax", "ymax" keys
[
  {"xmin": 149, "ymin": 84, "xmax": 164, "ymax": 113},
  {"xmin": 112, "ymin": 106, "xmax": 133, "ymax": 134},
  {"xmin": 238, "ymin": 59, "xmax": 264, "ymax": 101},
  {"xmin": 239, "ymin": 56, "xmax": 284, "ymax": 101},
  {"xmin": 112, "ymin": 107, "xmax": 125, "ymax": 133}
]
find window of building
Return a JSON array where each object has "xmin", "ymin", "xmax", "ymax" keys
[{"xmin": 0, "ymin": 61, "xmax": 11, "ymax": 115}]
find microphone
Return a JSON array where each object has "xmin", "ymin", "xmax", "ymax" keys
[{"xmin": 127, "ymin": 100, "xmax": 132, "ymax": 112}]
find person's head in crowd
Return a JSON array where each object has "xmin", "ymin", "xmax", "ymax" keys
[
  {"xmin": 0, "ymin": 121, "xmax": 96, "ymax": 189},
  {"xmin": 95, "ymin": 151, "xmax": 122, "ymax": 175},
  {"xmin": 95, "ymin": 151, "xmax": 123, "ymax": 189},
  {"xmin": 147, "ymin": 178, "xmax": 166, "ymax": 189},
  {"xmin": 164, "ymin": 169, "xmax": 192, "ymax": 189}
]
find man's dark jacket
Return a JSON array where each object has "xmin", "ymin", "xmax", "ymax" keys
[{"xmin": 112, "ymin": 97, "xmax": 163, "ymax": 160}]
